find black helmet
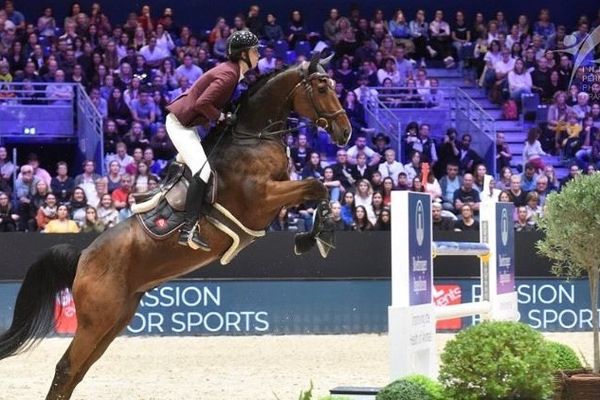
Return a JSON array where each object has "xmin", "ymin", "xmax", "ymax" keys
[{"xmin": 227, "ymin": 30, "xmax": 260, "ymax": 59}]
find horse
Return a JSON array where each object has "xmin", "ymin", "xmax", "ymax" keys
[{"xmin": 0, "ymin": 52, "xmax": 352, "ymax": 400}]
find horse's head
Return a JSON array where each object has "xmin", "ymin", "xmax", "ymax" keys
[{"xmin": 288, "ymin": 52, "xmax": 352, "ymax": 147}]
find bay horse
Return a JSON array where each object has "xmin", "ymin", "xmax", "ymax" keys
[{"xmin": 0, "ymin": 53, "xmax": 351, "ymax": 400}]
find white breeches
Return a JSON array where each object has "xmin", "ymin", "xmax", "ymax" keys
[{"xmin": 165, "ymin": 113, "xmax": 211, "ymax": 183}]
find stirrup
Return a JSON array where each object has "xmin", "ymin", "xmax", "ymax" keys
[{"xmin": 178, "ymin": 222, "xmax": 211, "ymax": 251}]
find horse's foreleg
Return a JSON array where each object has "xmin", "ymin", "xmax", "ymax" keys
[{"xmin": 265, "ymin": 179, "xmax": 334, "ymax": 257}]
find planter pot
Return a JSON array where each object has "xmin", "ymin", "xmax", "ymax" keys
[
  {"xmin": 553, "ymin": 369, "xmax": 591, "ymax": 400},
  {"xmin": 560, "ymin": 371, "xmax": 600, "ymax": 400}
]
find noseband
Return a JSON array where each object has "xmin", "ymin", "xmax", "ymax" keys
[{"xmin": 287, "ymin": 72, "xmax": 347, "ymax": 130}]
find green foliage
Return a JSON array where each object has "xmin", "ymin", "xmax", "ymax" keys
[
  {"xmin": 318, "ymin": 397, "xmax": 352, "ymax": 400},
  {"xmin": 546, "ymin": 341, "xmax": 583, "ymax": 371},
  {"xmin": 439, "ymin": 321, "xmax": 555, "ymax": 400},
  {"xmin": 375, "ymin": 378, "xmax": 430, "ymax": 400},
  {"xmin": 404, "ymin": 375, "xmax": 445, "ymax": 400},
  {"xmin": 536, "ymin": 173, "xmax": 600, "ymax": 279}
]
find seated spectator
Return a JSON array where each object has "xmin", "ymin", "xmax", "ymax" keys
[
  {"xmin": 103, "ymin": 120, "xmax": 121, "ymax": 155},
  {"xmin": 451, "ymin": 11, "xmax": 473, "ymax": 69},
  {"xmin": 371, "ymin": 133, "xmax": 391, "ymax": 161},
  {"xmin": 343, "ymin": 91, "xmax": 367, "ymax": 134},
  {"xmin": 330, "ymin": 201, "xmax": 351, "ymax": 231},
  {"xmin": 301, "ymin": 152, "xmax": 324, "ymax": 180},
  {"xmin": 381, "ymin": 177, "xmax": 394, "ymax": 206},
  {"xmin": 14, "ymin": 164, "xmax": 39, "ymax": 231},
  {"xmin": 562, "ymin": 112, "xmax": 582, "ymax": 160},
  {"xmin": 531, "ymin": 57, "xmax": 551, "ymax": 99},
  {"xmin": 453, "ymin": 173, "xmax": 480, "ymax": 214},
  {"xmin": 111, "ymin": 174, "xmax": 133, "ymax": 210},
  {"xmin": 80, "ymin": 206, "xmax": 105, "ymax": 233},
  {"xmin": 396, "ymin": 172, "xmax": 410, "ymax": 190},
  {"xmin": 175, "ymin": 53, "xmax": 203, "ymax": 83},
  {"xmin": 508, "ymin": 175, "xmax": 528, "ymax": 207},
  {"xmin": 263, "ymin": 12, "xmax": 284, "ymax": 43},
  {"xmin": 123, "ymin": 123, "xmax": 150, "ymax": 151},
  {"xmin": 119, "ymin": 193, "xmax": 136, "ymax": 221},
  {"xmin": 354, "ymin": 179, "xmax": 376, "ymax": 224},
  {"xmin": 432, "ymin": 201, "xmax": 454, "ymax": 231},
  {"xmin": 520, "ymin": 163, "xmax": 539, "ymax": 192},
  {"xmin": 97, "ymin": 194, "xmax": 119, "ymax": 228},
  {"xmin": 377, "ymin": 56, "xmax": 401, "ymax": 86},
  {"xmin": 340, "ymin": 191, "xmax": 355, "ymax": 226},
  {"xmin": 409, "ymin": 9, "xmax": 432, "ymax": 67},
  {"xmin": 257, "ymin": 45, "xmax": 276, "ymax": 75},
  {"xmin": 352, "ymin": 205, "xmax": 374, "ymax": 231},
  {"xmin": 412, "ymin": 124, "xmax": 438, "ymax": 166},
  {"xmin": 74, "ymin": 160, "xmax": 101, "ymax": 206},
  {"xmin": 0, "ymin": 146, "xmax": 15, "ymax": 193},
  {"xmin": 412, "ymin": 176, "xmax": 425, "ymax": 192},
  {"xmin": 403, "ymin": 151, "xmax": 422, "ymax": 186},
  {"xmin": 0, "ymin": 191, "xmax": 18, "ymax": 232},
  {"xmin": 374, "ymin": 207, "xmax": 391, "ymax": 231},
  {"xmin": 547, "ymin": 91, "xmax": 572, "ymax": 153},
  {"xmin": 560, "ymin": 164, "xmax": 581, "ymax": 188},
  {"xmin": 371, "ymin": 171, "xmax": 384, "ymax": 193},
  {"xmin": 423, "ymin": 171, "xmax": 442, "ymax": 201},
  {"xmin": 130, "ymin": 89, "xmax": 157, "ymax": 132},
  {"xmin": 508, "ymin": 58, "xmax": 533, "ymax": 102},
  {"xmin": 525, "ymin": 191, "xmax": 543, "ymax": 221},
  {"xmin": 522, "ymin": 127, "xmax": 547, "ymax": 171},
  {"xmin": 69, "ymin": 187, "xmax": 88, "ymax": 226},
  {"xmin": 496, "ymin": 166, "xmax": 513, "ymax": 191},
  {"xmin": 322, "ymin": 166, "xmax": 342, "ymax": 201},
  {"xmin": 514, "ymin": 206, "xmax": 535, "ymax": 232},
  {"xmin": 533, "ymin": 175, "xmax": 554, "ymax": 208},
  {"xmin": 458, "ymin": 134, "xmax": 483, "ymax": 173},
  {"xmin": 347, "ymin": 135, "xmax": 381, "ymax": 166},
  {"xmin": 133, "ymin": 161, "xmax": 156, "ymax": 193},
  {"xmin": 32, "ymin": 180, "xmax": 51, "ymax": 211},
  {"xmin": 138, "ymin": 35, "xmax": 170, "ymax": 68},
  {"xmin": 125, "ymin": 148, "xmax": 144, "ymax": 176},
  {"xmin": 331, "ymin": 149, "xmax": 354, "ymax": 190},
  {"xmin": 50, "ymin": 161, "xmax": 74, "ymax": 205},
  {"xmin": 572, "ymin": 92, "xmax": 591, "ymax": 121},
  {"xmin": 143, "ymin": 147, "xmax": 166, "ymax": 176},
  {"xmin": 429, "ymin": 10, "xmax": 454, "ymax": 67},
  {"xmin": 26, "ymin": 153, "xmax": 52, "ymax": 186},
  {"xmin": 334, "ymin": 56, "xmax": 356, "ymax": 90},
  {"xmin": 480, "ymin": 176, "xmax": 502, "ymax": 204},
  {"xmin": 496, "ymin": 132, "xmax": 512, "ymax": 172},
  {"xmin": 436, "ymin": 128, "xmax": 460, "ymax": 175},
  {"xmin": 35, "ymin": 193, "xmax": 58, "ymax": 231},
  {"xmin": 45, "ymin": 70, "xmax": 73, "ymax": 105},
  {"xmin": 371, "ymin": 191, "xmax": 385, "ymax": 224},
  {"xmin": 107, "ymin": 87, "xmax": 132, "ymax": 134},
  {"xmin": 106, "ymin": 142, "xmax": 135, "ymax": 174},
  {"xmin": 150, "ymin": 124, "xmax": 177, "ymax": 161},
  {"xmin": 44, "ymin": 204, "xmax": 80, "ymax": 233},
  {"xmin": 575, "ymin": 115, "xmax": 598, "ymax": 168},
  {"xmin": 378, "ymin": 149, "xmax": 405, "ymax": 182},
  {"xmin": 454, "ymin": 204, "xmax": 479, "ymax": 231},
  {"xmin": 290, "ymin": 133, "xmax": 312, "ymax": 173}
]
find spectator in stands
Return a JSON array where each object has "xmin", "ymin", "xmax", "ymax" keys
[
  {"xmin": 335, "ymin": 56, "xmax": 356, "ymax": 89},
  {"xmin": 290, "ymin": 133, "xmax": 311, "ymax": 173},
  {"xmin": 89, "ymin": 86, "xmax": 107, "ymax": 118},
  {"xmin": 548, "ymin": 91, "xmax": 572, "ymax": 152},
  {"xmin": 107, "ymin": 87, "xmax": 132, "ymax": 134},
  {"xmin": 451, "ymin": 11, "xmax": 472, "ymax": 69},
  {"xmin": 526, "ymin": 191, "xmax": 543, "ymax": 220},
  {"xmin": 439, "ymin": 162, "xmax": 462, "ymax": 211},
  {"xmin": 497, "ymin": 168, "xmax": 512, "ymax": 192},
  {"xmin": 370, "ymin": 133, "xmax": 391, "ymax": 161},
  {"xmin": 130, "ymin": 88, "xmax": 157, "ymax": 132},
  {"xmin": 533, "ymin": 175, "xmax": 553, "ymax": 207},
  {"xmin": 520, "ymin": 162, "xmax": 539, "ymax": 192},
  {"xmin": 472, "ymin": 163, "xmax": 488, "ymax": 192},
  {"xmin": 436, "ymin": 128, "xmax": 460, "ymax": 176},
  {"xmin": 97, "ymin": 193, "xmax": 119, "ymax": 228},
  {"xmin": 514, "ymin": 205, "xmax": 534, "ymax": 232},
  {"xmin": 80, "ymin": 206, "xmax": 105, "ymax": 233},
  {"xmin": 560, "ymin": 163, "xmax": 581, "ymax": 188},
  {"xmin": 432, "ymin": 201, "xmax": 454, "ymax": 231},
  {"xmin": 343, "ymin": 91, "xmax": 367, "ymax": 134},
  {"xmin": 430, "ymin": 10, "xmax": 454, "ymax": 67},
  {"xmin": 508, "ymin": 58, "xmax": 532, "ymax": 102},
  {"xmin": 286, "ymin": 10, "xmax": 308, "ymax": 49},
  {"xmin": 31, "ymin": 180, "xmax": 51, "ymax": 212},
  {"xmin": 68, "ymin": 186, "xmax": 88, "ymax": 226},
  {"xmin": 14, "ymin": 164, "xmax": 39, "ymax": 231},
  {"xmin": 43, "ymin": 204, "xmax": 80, "ymax": 233},
  {"xmin": 573, "ymin": 92, "xmax": 591, "ymax": 121},
  {"xmin": 458, "ymin": 134, "xmax": 482, "ymax": 173},
  {"xmin": 352, "ymin": 205, "xmax": 373, "ymax": 231},
  {"xmin": 45, "ymin": 70, "xmax": 73, "ymax": 105},
  {"xmin": 454, "ymin": 204, "xmax": 479, "ymax": 231},
  {"xmin": 378, "ymin": 149, "xmax": 404, "ymax": 182},
  {"xmin": 531, "ymin": 57, "xmax": 551, "ymax": 99},
  {"xmin": 322, "ymin": 166, "xmax": 342, "ymax": 202},
  {"xmin": 389, "ymin": 10, "xmax": 412, "ymax": 50},
  {"xmin": 574, "ymin": 115, "xmax": 597, "ymax": 168},
  {"xmin": 376, "ymin": 56, "xmax": 400, "ymax": 86},
  {"xmin": 74, "ymin": 160, "xmax": 100, "ymax": 206},
  {"xmin": 0, "ymin": 146, "xmax": 14, "ymax": 191},
  {"xmin": 322, "ymin": 8, "xmax": 339, "ymax": 43},
  {"xmin": 125, "ymin": 147, "xmax": 144, "ymax": 175},
  {"xmin": 106, "ymin": 142, "xmax": 134, "ymax": 175},
  {"xmin": 37, "ymin": 7, "xmax": 56, "ymax": 37},
  {"xmin": 257, "ymin": 45, "xmax": 276, "ymax": 75},
  {"xmin": 404, "ymin": 150, "xmax": 422, "ymax": 187},
  {"xmin": 118, "ymin": 193, "xmax": 135, "ymax": 221},
  {"xmin": 262, "ymin": 13, "xmax": 284, "ymax": 43},
  {"xmin": 111, "ymin": 173, "xmax": 132, "ymax": 210},
  {"xmin": 150, "ymin": 124, "xmax": 176, "ymax": 161},
  {"xmin": 0, "ymin": 191, "xmax": 18, "ymax": 232},
  {"xmin": 175, "ymin": 53, "xmax": 202, "ymax": 84},
  {"xmin": 453, "ymin": 173, "xmax": 480, "ymax": 214},
  {"xmin": 495, "ymin": 132, "xmax": 512, "ymax": 172},
  {"xmin": 35, "ymin": 192, "xmax": 58, "ymax": 231},
  {"xmin": 409, "ymin": 9, "xmax": 432, "ymax": 67},
  {"xmin": 562, "ymin": 112, "xmax": 582, "ymax": 160},
  {"xmin": 508, "ymin": 175, "xmax": 528, "ymax": 206},
  {"xmin": 522, "ymin": 127, "xmax": 547, "ymax": 171},
  {"xmin": 49, "ymin": 161, "xmax": 73, "ymax": 205},
  {"xmin": 25, "ymin": 153, "xmax": 51, "ymax": 186},
  {"xmin": 351, "ymin": 152, "xmax": 375, "ymax": 183},
  {"xmin": 330, "ymin": 201, "xmax": 350, "ymax": 231},
  {"xmin": 330, "ymin": 149, "xmax": 354, "ymax": 190},
  {"xmin": 124, "ymin": 122, "xmax": 150, "ymax": 150},
  {"xmin": 133, "ymin": 161, "xmax": 155, "ymax": 193},
  {"xmin": 301, "ymin": 151, "xmax": 323, "ymax": 180},
  {"xmin": 347, "ymin": 135, "xmax": 381, "ymax": 166},
  {"xmin": 340, "ymin": 191, "xmax": 355, "ymax": 226},
  {"xmin": 414, "ymin": 124, "xmax": 438, "ymax": 166}
]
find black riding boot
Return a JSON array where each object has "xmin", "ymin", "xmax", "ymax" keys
[{"xmin": 178, "ymin": 174, "xmax": 211, "ymax": 251}]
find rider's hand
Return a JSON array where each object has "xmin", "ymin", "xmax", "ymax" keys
[{"xmin": 218, "ymin": 113, "xmax": 226, "ymax": 122}]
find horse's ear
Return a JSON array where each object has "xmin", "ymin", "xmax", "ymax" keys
[
  {"xmin": 308, "ymin": 52, "xmax": 321, "ymax": 74},
  {"xmin": 319, "ymin": 52, "xmax": 335, "ymax": 67}
]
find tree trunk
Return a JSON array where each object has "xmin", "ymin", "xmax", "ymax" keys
[{"xmin": 590, "ymin": 267, "xmax": 600, "ymax": 373}]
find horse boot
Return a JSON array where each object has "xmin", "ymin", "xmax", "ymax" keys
[
  {"xmin": 178, "ymin": 173, "xmax": 211, "ymax": 251},
  {"xmin": 313, "ymin": 200, "xmax": 336, "ymax": 258}
]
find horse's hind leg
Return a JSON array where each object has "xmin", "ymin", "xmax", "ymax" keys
[{"xmin": 45, "ymin": 276, "xmax": 142, "ymax": 400}]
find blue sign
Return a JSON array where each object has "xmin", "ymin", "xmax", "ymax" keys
[
  {"xmin": 408, "ymin": 193, "xmax": 432, "ymax": 306},
  {"xmin": 496, "ymin": 203, "xmax": 515, "ymax": 294}
]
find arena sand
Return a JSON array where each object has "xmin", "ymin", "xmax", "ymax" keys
[{"xmin": 0, "ymin": 333, "xmax": 592, "ymax": 399}]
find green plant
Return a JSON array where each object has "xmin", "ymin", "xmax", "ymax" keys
[
  {"xmin": 439, "ymin": 321, "xmax": 555, "ymax": 400},
  {"xmin": 404, "ymin": 375, "xmax": 445, "ymax": 400},
  {"xmin": 375, "ymin": 378, "xmax": 430, "ymax": 400},
  {"xmin": 537, "ymin": 173, "xmax": 600, "ymax": 372},
  {"xmin": 547, "ymin": 341, "xmax": 584, "ymax": 371}
]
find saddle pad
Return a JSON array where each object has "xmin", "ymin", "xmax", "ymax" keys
[{"xmin": 136, "ymin": 199, "xmax": 185, "ymax": 240}]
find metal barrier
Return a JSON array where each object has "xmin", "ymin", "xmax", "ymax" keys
[{"xmin": 75, "ymin": 84, "xmax": 104, "ymax": 175}]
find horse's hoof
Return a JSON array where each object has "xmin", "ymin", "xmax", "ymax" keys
[{"xmin": 294, "ymin": 232, "xmax": 316, "ymax": 255}]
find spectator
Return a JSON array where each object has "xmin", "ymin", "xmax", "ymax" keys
[
  {"xmin": 412, "ymin": 123, "xmax": 438, "ymax": 166},
  {"xmin": 290, "ymin": 133, "xmax": 312, "ymax": 173},
  {"xmin": 458, "ymin": 134, "xmax": 482, "ymax": 174},
  {"xmin": 107, "ymin": 161, "xmax": 124, "ymax": 194},
  {"xmin": 97, "ymin": 193, "xmax": 119, "ymax": 228},
  {"xmin": 496, "ymin": 132, "xmax": 512, "ymax": 172},
  {"xmin": 508, "ymin": 175, "xmax": 528, "ymax": 207},
  {"xmin": 119, "ymin": 193, "xmax": 136, "ymax": 221},
  {"xmin": 335, "ymin": 56, "xmax": 356, "ymax": 89},
  {"xmin": 371, "ymin": 133, "xmax": 391, "ymax": 161},
  {"xmin": 322, "ymin": 8, "xmax": 339, "ymax": 43},
  {"xmin": 37, "ymin": 7, "xmax": 56, "ymax": 37},
  {"xmin": 269, "ymin": 207, "xmax": 294, "ymax": 232},
  {"xmin": 534, "ymin": 175, "xmax": 554, "ymax": 207},
  {"xmin": 508, "ymin": 58, "xmax": 532, "ymax": 102},
  {"xmin": 572, "ymin": 92, "xmax": 591, "ymax": 121},
  {"xmin": 409, "ymin": 9, "xmax": 432, "ymax": 67},
  {"xmin": 124, "ymin": 123, "xmax": 150, "ymax": 150},
  {"xmin": 69, "ymin": 187, "xmax": 88, "ymax": 226},
  {"xmin": 380, "ymin": 177, "xmax": 394, "ymax": 206},
  {"xmin": 257, "ymin": 46, "xmax": 276, "ymax": 75},
  {"xmin": 340, "ymin": 191, "xmax": 355, "ymax": 226},
  {"xmin": 301, "ymin": 151, "xmax": 323, "ymax": 180},
  {"xmin": 0, "ymin": 146, "xmax": 15, "ymax": 191},
  {"xmin": 107, "ymin": 87, "xmax": 132, "ymax": 134},
  {"xmin": 436, "ymin": 128, "xmax": 460, "ymax": 175},
  {"xmin": 14, "ymin": 164, "xmax": 39, "ymax": 231},
  {"xmin": 403, "ymin": 150, "xmax": 422, "ymax": 186},
  {"xmin": 89, "ymin": 86, "xmax": 107, "ymax": 118},
  {"xmin": 429, "ymin": 10, "xmax": 454, "ymax": 67},
  {"xmin": 374, "ymin": 207, "xmax": 391, "ymax": 231},
  {"xmin": 45, "ymin": 70, "xmax": 73, "ymax": 105},
  {"xmin": 547, "ymin": 91, "xmax": 572, "ymax": 153},
  {"xmin": 526, "ymin": 191, "xmax": 543, "ymax": 221},
  {"xmin": 377, "ymin": 56, "xmax": 400, "ymax": 86},
  {"xmin": 130, "ymin": 89, "xmax": 157, "ymax": 131},
  {"xmin": 522, "ymin": 127, "xmax": 547, "ymax": 171},
  {"xmin": 0, "ymin": 191, "xmax": 18, "ymax": 232},
  {"xmin": 49, "ymin": 161, "xmax": 74, "ymax": 205},
  {"xmin": 260, "ymin": 13, "xmax": 283, "ymax": 44},
  {"xmin": 396, "ymin": 171, "xmax": 410, "ymax": 190},
  {"xmin": 520, "ymin": 163, "xmax": 539, "ymax": 192},
  {"xmin": 562, "ymin": 112, "xmax": 582, "ymax": 160},
  {"xmin": 378, "ymin": 149, "xmax": 404, "ymax": 182},
  {"xmin": 31, "ymin": 179, "xmax": 51, "ymax": 211},
  {"xmin": 560, "ymin": 163, "xmax": 581, "ymax": 188},
  {"xmin": 322, "ymin": 166, "xmax": 342, "ymax": 202},
  {"xmin": 514, "ymin": 205, "xmax": 535, "ymax": 232},
  {"xmin": 352, "ymin": 205, "xmax": 373, "ymax": 231},
  {"xmin": 531, "ymin": 57, "xmax": 551, "ymax": 99},
  {"xmin": 133, "ymin": 161, "xmax": 154, "ymax": 193},
  {"xmin": 44, "ymin": 204, "xmax": 80, "ymax": 233},
  {"xmin": 74, "ymin": 160, "xmax": 101, "ymax": 206},
  {"xmin": 79, "ymin": 206, "xmax": 105, "ymax": 233},
  {"xmin": 451, "ymin": 11, "xmax": 472, "ymax": 69},
  {"xmin": 343, "ymin": 91, "xmax": 367, "ymax": 134},
  {"xmin": 26, "ymin": 153, "xmax": 51, "ymax": 186},
  {"xmin": 454, "ymin": 204, "xmax": 479, "ymax": 231},
  {"xmin": 480, "ymin": 176, "xmax": 502, "ymax": 204},
  {"xmin": 354, "ymin": 179, "xmax": 376, "ymax": 223},
  {"xmin": 286, "ymin": 10, "xmax": 307, "ymax": 49},
  {"xmin": 347, "ymin": 135, "xmax": 381, "ymax": 166},
  {"xmin": 331, "ymin": 148, "xmax": 355, "ymax": 190},
  {"xmin": 111, "ymin": 173, "xmax": 133, "ymax": 210},
  {"xmin": 432, "ymin": 201, "xmax": 454, "ymax": 231},
  {"xmin": 35, "ymin": 192, "xmax": 58, "ymax": 231},
  {"xmin": 389, "ymin": 10, "xmax": 412, "ymax": 50},
  {"xmin": 330, "ymin": 201, "xmax": 350, "ymax": 231},
  {"xmin": 175, "ymin": 53, "xmax": 203, "ymax": 84},
  {"xmin": 453, "ymin": 173, "xmax": 480, "ymax": 213}
]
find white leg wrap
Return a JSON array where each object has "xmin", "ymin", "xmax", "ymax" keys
[{"xmin": 166, "ymin": 113, "xmax": 211, "ymax": 183}]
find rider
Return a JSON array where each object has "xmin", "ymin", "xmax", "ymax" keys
[{"xmin": 165, "ymin": 30, "xmax": 261, "ymax": 251}]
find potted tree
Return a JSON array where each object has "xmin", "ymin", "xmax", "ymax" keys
[{"xmin": 537, "ymin": 173, "xmax": 600, "ymax": 399}]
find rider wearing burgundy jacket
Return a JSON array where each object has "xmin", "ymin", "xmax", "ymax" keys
[{"xmin": 164, "ymin": 31, "xmax": 261, "ymax": 251}]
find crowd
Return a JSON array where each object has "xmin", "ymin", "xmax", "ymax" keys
[{"xmin": 0, "ymin": 2, "xmax": 598, "ymax": 234}]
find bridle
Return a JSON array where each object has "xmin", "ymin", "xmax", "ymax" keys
[{"xmin": 286, "ymin": 71, "xmax": 347, "ymax": 130}]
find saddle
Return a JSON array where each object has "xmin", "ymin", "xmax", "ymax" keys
[{"xmin": 132, "ymin": 161, "xmax": 265, "ymax": 265}]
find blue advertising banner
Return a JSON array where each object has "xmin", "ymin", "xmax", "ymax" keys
[
  {"xmin": 408, "ymin": 193, "xmax": 432, "ymax": 306},
  {"xmin": 496, "ymin": 204, "xmax": 516, "ymax": 294},
  {"xmin": 0, "ymin": 278, "xmax": 597, "ymax": 335}
]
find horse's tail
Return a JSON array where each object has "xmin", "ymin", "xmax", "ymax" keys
[{"xmin": 0, "ymin": 244, "xmax": 81, "ymax": 360}]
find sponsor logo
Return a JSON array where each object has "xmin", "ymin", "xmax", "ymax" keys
[
  {"xmin": 501, "ymin": 208, "xmax": 509, "ymax": 247},
  {"xmin": 415, "ymin": 199, "xmax": 425, "ymax": 247}
]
